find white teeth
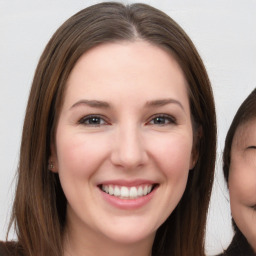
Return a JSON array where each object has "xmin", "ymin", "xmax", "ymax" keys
[
  {"xmin": 120, "ymin": 186, "xmax": 129, "ymax": 197},
  {"xmin": 138, "ymin": 186, "xmax": 143, "ymax": 196},
  {"xmin": 114, "ymin": 186, "xmax": 120, "ymax": 197},
  {"xmin": 109, "ymin": 185, "xmax": 114, "ymax": 195},
  {"xmin": 129, "ymin": 187, "xmax": 137, "ymax": 198},
  {"xmin": 143, "ymin": 186, "xmax": 148, "ymax": 195},
  {"xmin": 102, "ymin": 185, "xmax": 109, "ymax": 193},
  {"xmin": 101, "ymin": 184, "xmax": 154, "ymax": 199}
]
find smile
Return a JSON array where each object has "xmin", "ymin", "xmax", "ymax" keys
[{"xmin": 100, "ymin": 184, "xmax": 156, "ymax": 199}]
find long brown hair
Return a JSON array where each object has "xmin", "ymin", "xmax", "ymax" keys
[{"xmin": 8, "ymin": 2, "xmax": 216, "ymax": 256}]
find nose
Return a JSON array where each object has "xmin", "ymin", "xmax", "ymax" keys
[{"xmin": 110, "ymin": 124, "xmax": 148, "ymax": 169}]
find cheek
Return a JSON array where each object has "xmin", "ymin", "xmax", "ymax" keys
[
  {"xmin": 148, "ymin": 132, "xmax": 193, "ymax": 178},
  {"xmin": 149, "ymin": 134, "xmax": 192, "ymax": 218},
  {"xmin": 229, "ymin": 161, "xmax": 256, "ymax": 207},
  {"xmin": 56, "ymin": 132, "xmax": 109, "ymax": 178}
]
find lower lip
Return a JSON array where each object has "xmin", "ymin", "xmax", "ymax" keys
[{"xmin": 100, "ymin": 187, "xmax": 157, "ymax": 210}]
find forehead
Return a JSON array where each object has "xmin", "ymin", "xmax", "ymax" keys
[
  {"xmin": 232, "ymin": 119, "xmax": 256, "ymax": 148},
  {"xmin": 63, "ymin": 40, "xmax": 190, "ymax": 109}
]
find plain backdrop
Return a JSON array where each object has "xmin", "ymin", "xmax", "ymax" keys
[{"xmin": 0, "ymin": 1, "xmax": 255, "ymax": 255}]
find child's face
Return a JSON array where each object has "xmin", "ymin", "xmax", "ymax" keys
[
  {"xmin": 50, "ymin": 41, "xmax": 196, "ymax": 249},
  {"xmin": 229, "ymin": 119, "xmax": 256, "ymax": 251}
]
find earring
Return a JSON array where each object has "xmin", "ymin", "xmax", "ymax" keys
[{"xmin": 48, "ymin": 161, "xmax": 54, "ymax": 170}]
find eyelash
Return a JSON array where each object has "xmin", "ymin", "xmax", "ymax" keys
[
  {"xmin": 147, "ymin": 114, "xmax": 176, "ymax": 126},
  {"xmin": 248, "ymin": 146, "xmax": 256, "ymax": 149},
  {"xmin": 251, "ymin": 205, "xmax": 256, "ymax": 210},
  {"xmin": 78, "ymin": 115, "xmax": 109, "ymax": 126},
  {"xmin": 78, "ymin": 114, "xmax": 176, "ymax": 127}
]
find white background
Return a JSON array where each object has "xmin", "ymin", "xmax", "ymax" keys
[{"xmin": 0, "ymin": 0, "xmax": 255, "ymax": 255}]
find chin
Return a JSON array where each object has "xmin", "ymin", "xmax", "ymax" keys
[
  {"xmin": 100, "ymin": 222, "xmax": 156, "ymax": 245},
  {"xmin": 108, "ymin": 231, "xmax": 154, "ymax": 245}
]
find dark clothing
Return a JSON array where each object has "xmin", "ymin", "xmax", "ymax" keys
[
  {"xmin": 0, "ymin": 242, "xmax": 23, "ymax": 256},
  {"xmin": 218, "ymin": 231, "xmax": 255, "ymax": 256}
]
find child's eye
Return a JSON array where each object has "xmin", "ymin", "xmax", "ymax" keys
[
  {"xmin": 78, "ymin": 115, "xmax": 108, "ymax": 126},
  {"xmin": 247, "ymin": 146, "xmax": 256, "ymax": 149},
  {"xmin": 148, "ymin": 114, "xmax": 176, "ymax": 126}
]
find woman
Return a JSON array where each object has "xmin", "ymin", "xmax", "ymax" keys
[
  {"xmin": 1, "ymin": 2, "xmax": 216, "ymax": 256},
  {"xmin": 221, "ymin": 88, "xmax": 256, "ymax": 255}
]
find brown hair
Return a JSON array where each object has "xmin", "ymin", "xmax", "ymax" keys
[
  {"xmin": 223, "ymin": 88, "xmax": 256, "ymax": 182},
  {"xmin": 8, "ymin": 2, "xmax": 216, "ymax": 256}
]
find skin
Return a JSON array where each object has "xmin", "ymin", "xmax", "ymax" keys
[
  {"xmin": 229, "ymin": 119, "xmax": 256, "ymax": 252},
  {"xmin": 50, "ymin": 40, "xmax": 197, "ymax": 256}
]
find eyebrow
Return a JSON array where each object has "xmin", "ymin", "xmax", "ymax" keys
[
  {"xmin": 70, "ymin": 98, "xmax": 184, "ymax": 111},
  {"xmin": 145, "ymin": 98, "xmax": 184, "ymax": 111},
  {"xmin": 70, "ymin": 100, "xmax": 110, "ymax": 109}
]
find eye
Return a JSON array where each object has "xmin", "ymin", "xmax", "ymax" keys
[
  {"xmin": 250, "ymin": 204, "xmax": 256, "ymax": 210},
  {"xmin": 147, "ymin": 114, "xmax": 176, "ymax": 126},
  {"xmin": 78, "ymin": 115, "xmax": 108, "ymax": 126},
  {"xmin": 247, "ymin": 146, "xmax": 256, "ymax": 149}
]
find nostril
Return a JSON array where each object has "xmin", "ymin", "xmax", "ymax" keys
[{"xmin": 110, "ymin": 150, "xmax": 148, "ymax": 169}]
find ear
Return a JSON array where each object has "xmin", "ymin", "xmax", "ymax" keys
[
  {"xmin": 189, "ymin": 125, "xmax": 202, "ymax": 170},
  {"xmin": 48, "ymin": 142, "xmax": 58, "ymax": 173},
  {"xmin": 189, "ymin": 149, "xmax": 199, "ymax": 170}
]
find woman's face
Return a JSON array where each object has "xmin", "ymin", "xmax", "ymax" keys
[
  {"xmin": 229, "ymin": 119, "xmax": 256, "ymax": 251},
  {"xmin": 51, "ymin": 41, "xmax": 196, "ymax": 246}
]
